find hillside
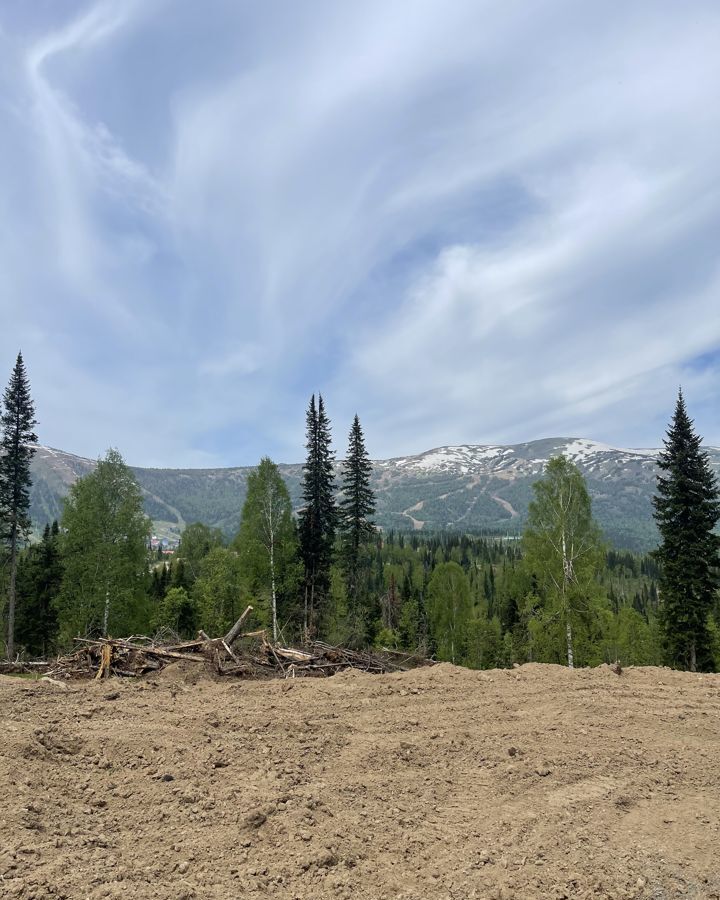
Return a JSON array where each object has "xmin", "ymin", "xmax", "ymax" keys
[
  {"xmin": 29, "ymin": 439, "xmax": 720, "ymax": 551},
  {"xmin": 2, "ymin": 663, "xmax": 720, "ymax": 899}
]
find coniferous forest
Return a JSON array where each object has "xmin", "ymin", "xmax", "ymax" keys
[{"xmin": 1, "ymin": 357, "xmax": 719, "ymax": 672}]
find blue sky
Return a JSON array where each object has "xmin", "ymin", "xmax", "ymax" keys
[{"xmin": 1, "ymin": 1, "xmax": 719, "ymax": 467}]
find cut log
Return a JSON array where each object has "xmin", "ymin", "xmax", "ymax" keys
[
  {"xmin": 273, "ymin": 646, "xmax": 316, "ymax": 662},
  {"xmin": 223, "ymin": 606, "xmax": 254, "ymax": 646},
  {"xmin": 144, "ymin": 648, "xmax": 207, "ymax": 663}
]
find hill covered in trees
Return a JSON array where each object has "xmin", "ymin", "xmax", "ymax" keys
[{"xmin": 29, "ymin": 438, "xmax": 720, "ymax": 551}]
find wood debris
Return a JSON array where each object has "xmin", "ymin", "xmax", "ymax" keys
[{"xmin": 26, "ymin": 608, "xmax": 434, "ymax": 681}]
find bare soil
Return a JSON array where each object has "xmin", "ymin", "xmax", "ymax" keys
[{"xmin": 1, "ymin": 662, "xmax": 719, "ymax": 899}]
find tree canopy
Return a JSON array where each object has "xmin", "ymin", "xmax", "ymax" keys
[
  {"xmin": 176, "ymin": 522, "xmax": 226, "ymax": 585},
  {"xmin": 56, "ymin": 448, "xmax": 150, "ymax": 643},
  {"xmin": 427, "ymin": 561, "xmax": 472, "ymax": 663},
  {"xmin": 0, "ymin": 351, "xmax": 38, "ymax": 657},
  {"xmin": 653, "ymin": 390, "xmax": 720, "ymax": 671},
  {"xmin": 338, "ymin": 414, "xmax": 376, "ymax": 642},
  {"xmin": 234, "ymin": 457, "xmax": 300, "ymax": 640},
  {"xmin": 298, "ymin": 394, "xmax": 336, "ymax": 635},
  {"xmin": 522, "ymin": 455, "xmax": 606, "ymax": 667}
]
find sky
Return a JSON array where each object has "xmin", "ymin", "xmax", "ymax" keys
[{"xmin": 1, "ymin": 0, "xmax": 719, "ymax": 468}]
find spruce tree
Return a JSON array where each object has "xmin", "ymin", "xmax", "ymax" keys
[
  {"xmin": 652, "ymin": 390, "xmax": 720, "ymax": 671},
  {"xmin": 0, "ymin": 352, "xmax": 38, "ymax": 659},
  {"xmin": 298, "ymin": 394, "xmax": 336, "ymax": 636},
  {"xmin": 338, "ymin": 414, "xmax": 376, "ymax": 640}
]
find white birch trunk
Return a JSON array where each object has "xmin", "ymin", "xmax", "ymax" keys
[
  {"xmin": 103, "ymin": 584, "xmax": 110, "ymax": 636},
  {"xmin": 269, "ymin": 517, "xmax": 277, "ymax": 643},
  {"xmin": 561, "ymin": 528, "xmax": 574, "ymax": 668}
]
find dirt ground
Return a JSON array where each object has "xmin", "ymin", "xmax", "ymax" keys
[{"xmin": 1, "ymin": 662, "xmax": 719, "ymax": 900}]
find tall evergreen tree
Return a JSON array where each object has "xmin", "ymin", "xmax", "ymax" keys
[
  {"xmin": 338, "ymin": 414, "xmax": 376, "ymax": 640},
  {"xmin": 653, "ymin": 390, "xmax": 720, "ymax": 672},
  {"xmin": 298, "ymin": 394, "xmax": 336, "ymax": 636},
  {"xmin": 0, "ymin": 352, "xmax": 38, "ymax": 658}
]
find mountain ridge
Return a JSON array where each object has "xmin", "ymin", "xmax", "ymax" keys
[{"xmin": 28, "ymin": 438, "xmax": 720, "ymax": 552}]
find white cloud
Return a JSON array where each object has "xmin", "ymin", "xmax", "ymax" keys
[{"xmin": 1, "ymin": 0, "xmax": 719, "ymax": 466}]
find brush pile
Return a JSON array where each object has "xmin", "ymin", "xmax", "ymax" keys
[{"xmin": 36, "ymin": 606, "xmax": 432, "ymax": 681}]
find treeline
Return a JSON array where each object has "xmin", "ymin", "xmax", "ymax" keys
[
  {"xmin": 4, "ymin": 392, "xmax": 383, "ymax": 656},
  {"xmin": 7, "ymin": 512, "xmax": 667, "ymax": 668},
  {"xmin": 2, "ymin": 355, "xmax": 719, "ymax": 673}
]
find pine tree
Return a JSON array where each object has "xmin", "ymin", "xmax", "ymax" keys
[
  {"xmin": 298, "ymin": 394, "xmax": 336, "ymax": 636},
  {"xmin": 338, "ymin": 414, "xmax": 376, "ymax": 640},
  {"xmin": 0, "ymin": 352, "xmax": 38, "ymax": 658},
  {"xmin": 652, "ymin": 390, "xmax": 720, "ymax": 671}
]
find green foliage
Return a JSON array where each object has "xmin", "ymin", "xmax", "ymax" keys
[
  {"xmin": 611, "ymin": 607, "xmax": 660, "ymax": 666},
  {"xmin": 234, "ymin": 457, "xmax": 301, "ymax": 639},
  {"xmin": 152, "ymin": 586, "xmax": 198, "ymax": 639},
  {"xmin": 298, "ymin": 395, "xmax": 336, "ymax": 633},
  {"xmin": 338, "ymin": 415, "xmax": 377, "ymax": 643},
  {"xmin": 522, "ymin": 456, "xmax": 606, "ymax": 666},
  {"xmin": 653, "ymin": 391, "xmax": 720, "ymax": 672},
  {"xmin": 427, "ymin": 561, "xmax": 472, "ymax": 663},
  {"xmin": 192, "ymin": 547, "xmax": 244, "ymax": 636},
  {"xmin": 465, "ymin": 612, "xmax": 505, "ymax": 669},
  {"xmin": 0, "ymin": 352, "xmax": 38, "ymax": 657},
  {"xmin": 15, "ymin": 522, "xmax": 62, "ymax": 657},
  {"xmin": 176, "ymin": 522, "xmax": 226, "ymax": 585},
  {"xmin": 55, "ymin": 448, "xmax": 151, "ymax": 644},
  {"xmin": 0, "ymin": 352, "xmax": 38, "ymax": 542}
]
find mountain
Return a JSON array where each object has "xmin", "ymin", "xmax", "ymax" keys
[{"xmin": 28, "ymin": 438, "xmax": 720, "ymax": 552}]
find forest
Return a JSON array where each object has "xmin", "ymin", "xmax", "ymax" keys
[{"xmin": 2, "ymin": 353, "xmax": 719, "ymax": 672}]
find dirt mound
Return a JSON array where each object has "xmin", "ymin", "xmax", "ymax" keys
[
  {"xmin": 1, "ymin": 663, "xmax": 719, "ymax": 899},
  {"xmin": 150, "ymin": 659, "xmax": 215, "ymax": 686}
]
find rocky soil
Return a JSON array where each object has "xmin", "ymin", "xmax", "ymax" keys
[{"xmin": 1, "ymin": 662, "xmax": 719, "ymax": 899}]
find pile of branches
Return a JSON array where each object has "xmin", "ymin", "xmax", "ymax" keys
[{"xmin": 40, "ymin": 606, "xmax": 433, "ymax": 681}]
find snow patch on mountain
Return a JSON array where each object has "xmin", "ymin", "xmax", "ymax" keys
[
  {"xmin": 398, "ymin": 445, "xmax": 508, "ymax": 474},
  {"xmin": 560, "ymin": 439, "xmax": 659, "ymax": 463},
  {"xmin": 385, "ymin": 439, "xmax": 664, "ymax": 477}
]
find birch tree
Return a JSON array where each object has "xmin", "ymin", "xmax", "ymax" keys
[
  {"xmin": 235, "ymin": 457, "xmax": 299, "ymax": 641},
  {"xmin": 522, "ymin": 456, "xmax": 605, "ymax": 667},
  {"xmin": 427, "ymin": 561, "xmax": 472, "ymax": 664},
  {"xmin": 56, "ymin": 449, "xmax": 150, "ymax": 644}
]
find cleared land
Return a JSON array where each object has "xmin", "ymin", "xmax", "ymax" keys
[{"xmin": 1, "ymin": 663, "xmax": 719, "ymax": 899}]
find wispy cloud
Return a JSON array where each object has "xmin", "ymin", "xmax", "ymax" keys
[{"xmin": 0, "ymin": 0, "xmax": 718, "ymax": 466}]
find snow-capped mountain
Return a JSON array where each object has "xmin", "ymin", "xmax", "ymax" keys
[{"xmin": 29, "ymin": 438, "xmax": 720, "ymax": 551}]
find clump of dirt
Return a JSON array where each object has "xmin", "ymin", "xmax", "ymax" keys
[{"xmin": 1, "ymin": 663, "xmax": 719, "ymax": 899}]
